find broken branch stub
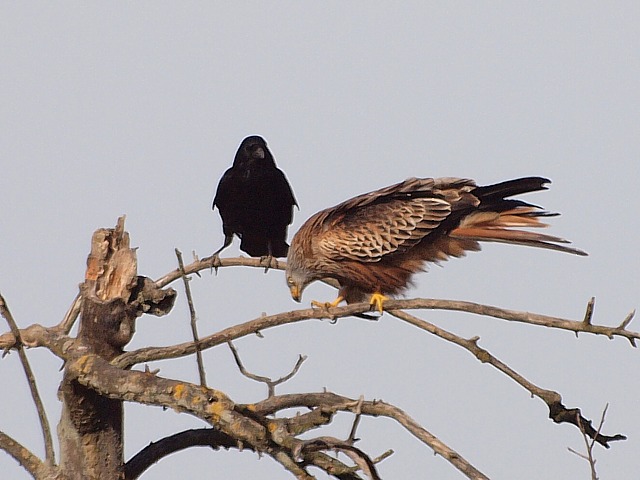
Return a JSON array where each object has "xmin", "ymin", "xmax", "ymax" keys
[
  {"xmin": 58, "ymin": 217, "xmax": 176, "ymax": 480},
  {"xmin": 79, "ymin": 216, "xmax": 176, "ymax": 356}
]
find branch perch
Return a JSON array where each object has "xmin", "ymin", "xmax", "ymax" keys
[{"xmin": 112, "ymin": 297, "xmax": 639, "ymax": 369}]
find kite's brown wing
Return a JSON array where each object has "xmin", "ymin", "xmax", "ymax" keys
[{"xmin": 314, "ymin": 177, "xmax": 478, "ymax": 262}]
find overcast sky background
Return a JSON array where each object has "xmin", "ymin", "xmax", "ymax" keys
[{"xmin": 1, "ymin": 3, "xmax": 639, "ymax": 479}]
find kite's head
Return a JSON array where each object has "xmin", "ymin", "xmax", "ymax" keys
[
  {"xmin": 285, "ymin": 266, "xmax": 312, "ymax": 303},
  {"xmin": 285, "ymin": 247, "xmax": 318, "ymax": 302},
  {"xmin": 286, "ymin": 274, "xmax": 304, "ymax": 302}
]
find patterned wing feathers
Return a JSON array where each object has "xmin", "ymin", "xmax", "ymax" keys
[{"xmin": 319, "ymin": 197, "xmax": 453, "ymax": 262}]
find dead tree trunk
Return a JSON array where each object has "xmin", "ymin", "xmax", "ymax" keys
[{"xmin": 57, "ymin": 217, "xmax": 175, "ymax": 479}]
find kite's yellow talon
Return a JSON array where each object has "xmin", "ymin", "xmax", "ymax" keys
[
  {"xmin": 369, "ymin": 293, "xmax": 388, "ymax": 313},
  {"xmin": 311, "ymin": 296, "xmax": 344, "ymax": 309}
]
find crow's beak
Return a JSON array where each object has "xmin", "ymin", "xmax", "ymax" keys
[{"xmin": 254, "ymin": 147, "xmax": 265, "ymax": 159}]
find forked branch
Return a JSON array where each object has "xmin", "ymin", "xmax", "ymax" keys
[
  {"xmin": 253, "ymin": 392, "xmax": 490, "ymax": 480},
  {"xmin": 228, "ymin": 340, "xmax": 307, "ymax": 397}
]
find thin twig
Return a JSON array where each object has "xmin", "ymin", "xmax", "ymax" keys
[
  {"xmin": 570, "ymin": 404, "xmax": 609, "ymax": 480},
  {"xmin": 58, "ymin": 291, "xmax": 82, "ymax": 334},
  {"xmin": 371, "ymin": 449, "xmax": 394, "ymax": 464},
  {"xmin": 347, "ymin": 396, "xmax": 364, "ymax": 443},
  {"xmin": 582, "ymin": 297, "xmax": 595, "ymax": 325},
  {"xmin": 175, "ymin": 249, "xmax": 207, "ymax": 387},
  {"xmin": 570, "ymin": 408, "xmax": 601, "ymax": 480},
  {"xmin": 583, "ymin": 413, "xmax": 599, "ymax": 480},
  {"xmin": 0, "ymin": 293, "xmax": 56, "ymax": 466},
  {"xmin": 618, "ymin": 310, "xmax": 635, "ymax": 330},
  {"xmin": 227, "ymin": 341, "xmax": 306, "ymax": 397}
]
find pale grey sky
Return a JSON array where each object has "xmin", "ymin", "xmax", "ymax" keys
[{"xmin": 1, "ymin": 3, "xmax": 639, "ymax": 479}]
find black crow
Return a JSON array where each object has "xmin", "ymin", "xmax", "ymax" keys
[{"xmin": 213, "ymin": 136, "xmax": 297, "ymax": 258}]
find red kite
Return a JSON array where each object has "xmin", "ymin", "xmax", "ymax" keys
[{"xmin": 285, "ymin": 176, "xmax": 586, "ymax": 312}]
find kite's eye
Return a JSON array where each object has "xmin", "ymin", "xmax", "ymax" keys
[{"xmin": 287, "ymin": 277, "xmax": 294, "ymax": 286}]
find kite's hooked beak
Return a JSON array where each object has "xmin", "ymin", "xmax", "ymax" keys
[{"xmin": 289, "ymin": 284, "xmax": 301, "ymax": 302}]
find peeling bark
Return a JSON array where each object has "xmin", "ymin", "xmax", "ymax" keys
[{"xmin": 57, "ymin": 217, "xmax": 176, "ymax": 479}]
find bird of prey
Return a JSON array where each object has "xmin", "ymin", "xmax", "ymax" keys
[
  {"xmin": 213, "ymin": 136, "xmax": 297, "ymax": 258},
  {"xmin": 285, "ymin": 176, "xmax": 586, "ymax": 312}
]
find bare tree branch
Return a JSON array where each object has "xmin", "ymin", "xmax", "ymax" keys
[
  {"xmin": 0, "ymin": 323, "xmax": 75, "ymax": 360},
  {"xmin": 0, "ymin": 293, "xmax": 56, "ymax": 466},
  {"xmin": 112, "ymin": 305, "xmax": 333, "ymax": 368},
  {"xmin": 68, "ymin": 352, "xmax": 366, "ymax": 478},
  {"xmin": 389, "ymin": 309, "xmax": 626, "ymax": 447},
  {"xmin": 252, "ymin": 392, "xmax": 490, "ymax": 480},
  {"xmin": 4, "ymin": 258, "xmax": 636, "ymax": 356},
  {"xmin": 0, "ymin": 431, "xmax": 50, "ymax": 478},
  {"xmin": 291, "ymin": 396, "xmax": 381, "ymax": 480},
  {"xmin": 618, "ymin": 310, "xmax": 636, "ymax": 330},
  {"xmin": 112, "ymin": 297, "xmax": 639, "ymax": 369},
  {"xmin": 390, "ymin": 298, "xmax": 638, "ymax": 345},
  {"xmin": 175, "ymin": 248, "xmax": 207, "ymax": 387},
  {"xmin": 154, "ymin": 254, "xmax": 287, "ymax": 288},
  {"xmin": 153, "ymin": 255, "xmax": 639, "ymax": 343},
  {"xmin": 228, "ymin": 341, "xmax": 307, "ymax": 397},
  {"xmin": 347, "ymin": 396, "xmax": 364, "ymax": 444},
  {"xmin": 569, "ymin": 404, "xmax": 610, "ymax": 480},
  {"xmin": 58, "ymin": 292, "xmax": 82, "ymax": 335},
  {"xmin": 66, "ymin": 352, "xmax": 264, "ymax": 440},
  {"xmin": 579, "ymin": 413, "xmax": 599, "ymax": 480},
  {"xmin": 582, "ymin": 297, "xmax": 596, "ymax": 325},
  {"xmin": 124, "ymin": 428, "xmax": 240, "ymax": 479},
  {"xmin": 296, "ymin": 437, "xmax": 381, "ymax": 480},
  {"xmin": 0, "ymin": 253, "xmax": 629, "ymax": 475}
]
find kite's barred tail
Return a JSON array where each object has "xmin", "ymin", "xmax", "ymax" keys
[{"xmin": 450, "ymin": 177, "xmax": 588, "ymax": 256}]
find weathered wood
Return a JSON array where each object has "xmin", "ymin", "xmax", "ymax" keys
[{"xmin": 58, "ymin": 217, "xmax": 176, "ymax": 480}]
